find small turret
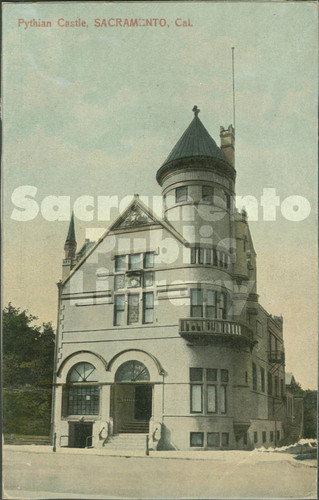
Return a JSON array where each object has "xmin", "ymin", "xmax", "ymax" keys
[
  {"xmin": 220, "ymin": 125, "xmax": 235, "ymax": 167},
  {"xmin": 62, "ymin": 212, "xmax": 77, "ymax": 279}
]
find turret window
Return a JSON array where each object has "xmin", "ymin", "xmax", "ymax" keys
[
  {"xmin": 190, "ymin": 246, "xmax": 230, "ymax": 269},
  {"xmin": 202, "ymin": 186, "xmax": 214, "ymax": 203},
  {"xmin": 190, "ymin": 290, "xmax": 203, "ymax": 317},
  {"xmin": 191, "ymin": 289, "xmax": 227, "ymax": 320},
  {"xmin": 176, "ymin": 186, "xmax": 188, "ymax": 203}
]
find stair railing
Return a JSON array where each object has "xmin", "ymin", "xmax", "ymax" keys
[{"xmin": 85, "ymin": 435, "xmax": 95, "ymax": 448}]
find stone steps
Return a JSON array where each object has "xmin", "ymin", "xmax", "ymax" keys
[{"xmin": 104, "ymin": 433, "xmax": 148, "ymax": 451}]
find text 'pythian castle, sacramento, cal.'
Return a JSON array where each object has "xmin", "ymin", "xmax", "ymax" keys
[{"xmin": 17, "ymin": 17, "xmax": 193, "ymax": 30}]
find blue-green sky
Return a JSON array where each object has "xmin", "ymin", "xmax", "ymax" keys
[{"xmin": 3, "ymin": 2, "xmax": 318, "ymax": 389}]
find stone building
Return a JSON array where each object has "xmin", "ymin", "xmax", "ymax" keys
[{"xmin": 51, "ymin": 107, "xmax": 301, "ymax": 450}]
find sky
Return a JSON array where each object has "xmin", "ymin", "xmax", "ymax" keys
[{"xmin": 2, "ymin": 1, "xmax": 318, "ymax": 389}]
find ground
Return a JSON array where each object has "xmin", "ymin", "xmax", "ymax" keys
[{"xmin": 3, "ymin": 446, "xmax": 317, "ymax": 499}]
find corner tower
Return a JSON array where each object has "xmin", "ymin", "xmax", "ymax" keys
[{"xmin": 156, "ymin": 106, "xmax": 236, "ymax": 247}]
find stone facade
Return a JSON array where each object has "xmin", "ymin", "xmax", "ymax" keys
[{"xmin": 51, "ymin": 109, "xmax": 300, "ymax": 450}]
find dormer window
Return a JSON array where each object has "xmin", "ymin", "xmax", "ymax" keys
[{"xmin": 176, "ymin": 186, "xmax": 188, "ymax": 203}]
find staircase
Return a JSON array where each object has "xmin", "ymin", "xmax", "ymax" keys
[
  {"xmin": 104, "ymin": 433, "xmax": 148, "ymax": 451},
  {"xmin": 119, "ymin": 421, "xmax": 149, "ymax": 433}
]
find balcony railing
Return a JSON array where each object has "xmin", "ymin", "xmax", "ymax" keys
[
  {"xmin": 179, "ymin": 318, "xmax": 254, "ymax": 345},
  {"xmin": 268, "ymin": 350, "xmax": 285, "ymax": 364}
]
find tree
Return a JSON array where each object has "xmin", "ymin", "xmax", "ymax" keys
[{"xmin": 2, "ymin": 304, "xmax": 55, "ymax": 435}]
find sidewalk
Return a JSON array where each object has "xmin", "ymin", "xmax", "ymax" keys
[{"xmin": 3, "ymin": 444, "xmax": 317, "ymax": 467}]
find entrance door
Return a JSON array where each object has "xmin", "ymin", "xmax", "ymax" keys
[
  {"xmin": 69, "ymin": 422, "xmax": 93, "ymax": 448},
  {"xmin": 135, "ymin": 385, "xmax": 152, "ymax": 420}
]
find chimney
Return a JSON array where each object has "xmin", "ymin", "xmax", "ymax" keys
[{"xmin": 220, "ymin": 125, "xmax": 235, "ymax": 167}]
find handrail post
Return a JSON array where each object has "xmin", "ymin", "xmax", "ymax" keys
[{"xmin": 146, "ymin": 434, "xmax": 149, "ymax": 456}]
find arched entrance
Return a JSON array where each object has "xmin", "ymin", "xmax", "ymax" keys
[{"xmin": 111, "ymin": 360, "xmax": 153, "ymax": 433}]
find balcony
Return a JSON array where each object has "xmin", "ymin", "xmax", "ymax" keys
[
  {"xmin": 268, "ymin": 350, "xmax": 285, "ymax": 364},
  {"xmin": 179, "ymin": 318, "xmax": 255, "ymax": 347}
]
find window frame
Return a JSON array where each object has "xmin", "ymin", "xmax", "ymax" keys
[
  {"xmin": 202, "ymin": 185, "xmax": 214, "ymax": 204},
  {"xmin": 190, "ymin": 432, "xmax": 204, "ymax": 447},
  {"xmin": 176, "ymin": 186, "xmax": 188, "ymax": 203},
  {"xmin": 143, "ymin": 291, "xmax": 154, "ymax": 324},
  {"xmin": 252, "ymin": 363, "xmax": 257, "ymax": 391},
  {"xmin": 114, "ymin": 294, "xmax": 125, "ymax": 326},
  {"xmin": 127, "ymin": 293, "xmax": 139, "ymax": 324}
]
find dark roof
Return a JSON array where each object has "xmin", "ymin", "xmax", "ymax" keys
[
  {"xmin": 161, "ymin": 114, "xmax": 227, "ymax": 168},
  {"xmin": 65, "ymin": 212, "xmax": 76, "ymax": 243}
]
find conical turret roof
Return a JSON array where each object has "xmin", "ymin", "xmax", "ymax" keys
[
  {"xmin": 156, "ymin": 106, "xmax": 234, "ymax": 185},
  {"xmin": 162, "ymin": 106, "xmax": 227, "ymax": 167}
]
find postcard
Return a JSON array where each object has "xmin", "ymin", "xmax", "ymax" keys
[{"xmin": 2, "ymin": 1, "xmax": 317, "ymax": 499}]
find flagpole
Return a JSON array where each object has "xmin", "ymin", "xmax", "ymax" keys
[{"xmin": 232, "ymin": 47, "xmax": 236, "ymax": 130}]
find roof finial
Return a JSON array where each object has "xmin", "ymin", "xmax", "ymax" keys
[{"xmin": 192, "ymin": 105, "xmax": 200, "ymax": 117}]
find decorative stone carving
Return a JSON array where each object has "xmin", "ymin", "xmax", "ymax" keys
[{"xmin": 116, "ymin": 205, "xmax": 156, "ymax": 229}]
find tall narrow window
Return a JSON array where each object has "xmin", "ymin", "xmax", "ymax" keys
[
  {"xmin": 226, "ymin": 193, "xmax": 231, "ymax": 210},
  {"xmin": 262, "ymin": 431, "xmax": 267, "ymax": 443},
  {"xmin": 115, "ymin": 255, "xmax": 126, "ymax": 272},
  {"xmin": 202, "ymin": 186, "xmax": 214, "ymax": 203},
  {"xmin": 268, "ymin": 372, "xmax": 273, "ymax": 395},
  {"xmin": 274, "ymin": 376, "xmax": 279, "ymax": 397},
  {"xmin": 143, "ymin": 292, "xmax": 154, "ymax": 324},
  {"xmin": 129, "ymin": 254, "xmax": 141, "ymax": 270},
  {"xmin": 206, "ymin": 291, "xmax": 217, "ymax": 319},
  {"xmin": 206, "ymin": 249, "xmax": 211, "ymax": 265},
  {"xmin": 220, "ymin": 385, "xmax": 227, "ymax": 414},
  {"xmin": 207, "ymin": 385, "xmax": 217, "ymax": 413},
  {"xmin": 190, "ymin": 368, "xmax": 203, "ymax": 413},
  {"xmin": 213, "ymin": 249, "xmax": 218, "ymax": 266},
  {"xmin": 261, "ymin": 367, "xmax": 265, "ymax": 392},
  {"xmin": 114, "ymin": 295, "xmax": 125, "ymax": 326},
  {"xmin": 144, "ymin": 252, "xmax": 154, "ymax": 269},
  {"xmin": 191, "ymin": 290, "xmax": 203, "ymax": 317},
  {"xmin": 252, "ymin": 363, "xmax": 257, "ymax": 391},
  {"xmin": 127, "ymin": 294, "xmax": 139, "ymax": 324},
  {"xmin": 217, "ymin": 293, "xmax": 227, "ymax": 319},
  {"xmin": 176, "ymin": 186, "xmax": 188, "ymax": 203}
]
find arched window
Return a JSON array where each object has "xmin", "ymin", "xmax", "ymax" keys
[
  {"xmin": 65, "ymin": 362, "xmax": 99, "ymax": 416},
  {"xmin": 115, "ymin": 360, "xmax": 150, "ymax": 382},
  {"xmin": 67, "ymin": 362, "xmax": 97, "ymax": 382}
]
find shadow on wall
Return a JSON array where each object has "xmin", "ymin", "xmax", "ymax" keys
[{"xmin": 156, "ymin": 424, "xmax": 177, "ymax": 451}]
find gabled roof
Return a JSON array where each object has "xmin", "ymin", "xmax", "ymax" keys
[
  {"xmin": 61, "ymin": 196, "xmax": 188, "ymax": 285},
  {"xmin": 161, "ymin": 113, "xmax": 227, "ymax": 168}
]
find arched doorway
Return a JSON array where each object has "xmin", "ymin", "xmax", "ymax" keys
[{"xmin": 111, "ymin": 360, "xmax": 153, "ymax": 433}]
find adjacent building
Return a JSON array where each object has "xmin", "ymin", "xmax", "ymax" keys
[{"xmin": 51, "ymin": 107, "xmax": 302, "ymax": 450}]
